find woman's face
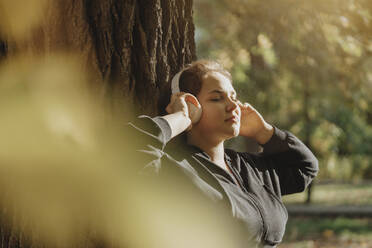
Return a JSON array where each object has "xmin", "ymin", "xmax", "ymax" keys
[{"xmin": 193, "ymin": 72, "xmax": 241, "ymax": 141}]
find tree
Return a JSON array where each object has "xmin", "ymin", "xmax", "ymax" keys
[
  {"xmin": 194, "ymin": 0, "xmax": 372, "ymax": 203},
  {"xmin": 0, "ymin": 0, "xmax": 196, "ymax": 247},
  {"xmin": 194, "ymin": 0, "xmax": 372, "ymax": 184},
  {"xmin": 0, "ymin": 40, "xmax": 6, "ymax": 59},
  {"xmin": 0, "ymin": 0, "xmax": 196, "ymax": 115}
]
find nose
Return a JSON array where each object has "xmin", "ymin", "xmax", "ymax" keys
[{"xmin": 226, "ymin": 97, "xmax": 239, "ymax": 113}]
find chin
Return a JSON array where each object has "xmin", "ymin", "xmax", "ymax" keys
[
  {"xmin": 224, "ymin": 126, "xmax": 240, "ymax": 139},
  {"xmin": 232, "ymin": 128, "xmax": 240, "ymax": 137}
]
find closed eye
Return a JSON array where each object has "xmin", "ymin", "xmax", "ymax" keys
[{"xmin": 209, "ymin": 93, "xmax": 223, "ymax": 101}]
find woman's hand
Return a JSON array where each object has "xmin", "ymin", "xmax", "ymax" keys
[
  {"xmin": 163, "ymin": 92, "xmax": 202, "ymax": 138},
  {"xmin": 238, "ymin": 101, "xmax": 274, "ymax": 145},
  {"xmin": 166, "ymin": 92, "xmax": 202, "ymax": 124}
]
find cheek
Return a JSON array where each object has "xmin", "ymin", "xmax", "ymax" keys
[
  {"xmin": 200, "ymin": 105, "xmax": 224, "ymax": 121},
  {"xmin": 195, "ymin": 108, "xmax": 220, "ymax": 130}
]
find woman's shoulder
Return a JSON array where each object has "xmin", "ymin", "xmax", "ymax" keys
[
  {"xmin": 224, "ymin": 148, "xmax": 267, "ymax": 171},
  {"xmin": 224, "ymin": 147, "xmax": 263, "ymax": 160},
  {"xmin": 163, "ymin": 134, "xmax": 196, "ymax": 159}
]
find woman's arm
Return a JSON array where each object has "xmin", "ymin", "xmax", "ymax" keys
[
  {"xmin": 238, "ymin": 102, "xmax": 318, "ymax": 196},
  {"xmin": 238, "ymin": 102, "xmax": 274, "ymax": 145},
  {"xmin": 128, "ymin": 92, "xmax": 199, "ymax": 148},
  {"xmin": 260, "ymin": 127, "xmax": 318, "ymax": 195},
  {"xmin": 238, "ymin": 127, "xmax": 318, "ymax": 196},
  {"xmin": 162, "ymin": 92, "xmax": 201, "ymax": 139},
  {"xmin": 126, "ymin": 93, "xmax": 200, "ymax": 172},
  {"xmin": 162, "ymin": 111, "xmax": 191, "ymax": 139}
]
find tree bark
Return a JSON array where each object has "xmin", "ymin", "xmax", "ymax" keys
[
  {"xmin": 0, "ymin": 40, "xmax": 7, "ymax": 60},
  {"xmin": 303, "ymin": 79, "xmax": 314, "ymax": 204},
  {"xmin": 3, "ymin": 0, "xmax": 196, "ymax": 115}
]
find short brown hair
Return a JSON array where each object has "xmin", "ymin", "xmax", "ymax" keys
[
  {"xmin": 179, "ymin": 60, "xmax": 232, "ymax": 96},
  {"xmin": 158, "ymin": 60, "xmax": 232, "ymax": 115}
]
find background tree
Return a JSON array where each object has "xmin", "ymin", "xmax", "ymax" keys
[{"xmin": 194, "ymin": 0, "xmax": 372, "ymax": 183}]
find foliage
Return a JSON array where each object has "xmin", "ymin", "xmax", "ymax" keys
[{"xmin": 194, "ymin": 0, "xmax": 372, "ymax": 180}]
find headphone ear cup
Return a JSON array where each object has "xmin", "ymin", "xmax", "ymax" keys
[{"xmin": 187, "ymin": 102, "xmax": 202, "ymax": 124}]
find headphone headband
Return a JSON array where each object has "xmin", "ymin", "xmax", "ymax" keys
[{"xmin": 171, "ymin": 68, "xmax": 185, "ymax": 94}]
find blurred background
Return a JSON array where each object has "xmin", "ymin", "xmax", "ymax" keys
[
  {"xmin": 194, "ymin": 0, "xmax": 372, "ymax": 247},
  {"xmin": 0, "ymin": 0, "xmax": 372, "ymax": 247}
]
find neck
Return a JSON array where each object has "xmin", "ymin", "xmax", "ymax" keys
[{"xmin": 187, "ymin": 130, "xmax": 226, "ymax": 170}]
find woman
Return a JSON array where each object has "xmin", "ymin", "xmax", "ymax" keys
[{"xmin": 128, "ymin": 60, "xmax": 318, "ymax": 247}]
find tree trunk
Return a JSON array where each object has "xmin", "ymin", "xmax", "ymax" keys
[
  {"xmin": 2, "ymin": 0, "xmax": 196, "ymax": 115},
  {"xmin": 0, "ymin": 0, "xmax": 195, "ymax": 247},
  {"xmin": 0, "ymin": 40, "xmax": 7, "ymax": 60},
  {"xmin": 303, "ymin": 80, "xmax": 314, "ymax": 204}
]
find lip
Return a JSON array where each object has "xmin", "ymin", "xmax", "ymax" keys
[{"xmin": 225, "ymin": 115, "xmax": 239, "ymax": 123}]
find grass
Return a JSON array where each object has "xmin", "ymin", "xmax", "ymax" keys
[
  {"xmin": 282, "ymin": 181, "xmax": 372, "ymax": 205},
  {"xmin": 284, "ymin": 217, "xmax": 372, "ymax": 240},
  {"xmin": 280, "ymin": 182, "xmax": 372, "ymax": 247},
  {"xmin": 281, "ymin": 217, "xmax": 372, "ymax": 248}
]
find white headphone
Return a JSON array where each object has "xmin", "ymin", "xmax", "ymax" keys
[
  {"xmin": 170, "ymin": 68, "xmax": 202, "ymax": 124},
  {"xmin": 171, "ymin": 69, "xmax": 185, "ymax": 94}
]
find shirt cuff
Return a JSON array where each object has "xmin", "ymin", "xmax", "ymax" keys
[{"xmin": 153, "ymin": 116, "xmax": 172, "ymax": 144}]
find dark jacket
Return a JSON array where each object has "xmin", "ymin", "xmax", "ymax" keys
[{"xmin": 128, "ymin": 115, "xmax": 318, "ymax": 247}]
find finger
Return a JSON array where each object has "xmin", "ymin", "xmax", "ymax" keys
[
  {"xmin": 246, "ymin": 104, "xmax": 257, "ymax": 112},
  {"xmin": 240, "ymin": 102, "xmax": 256, "ymax": 114},
  {"xmin": 170, "ymin": 92, "xmax": 181, "ymax": 102},
  {"xmin": 241, "ymin": 102, "xmax": 253, "ymax": 109},
  {"xmin": 169, "ymin": 93, "xmax": 183, "ymax": 108},
  {"xmin": 238, "ymin": 101, "xmax": 247, "ymax": 109},
  {"xmin": 165, "ymin": 105, "xmax": 172, "ymax": 114}
]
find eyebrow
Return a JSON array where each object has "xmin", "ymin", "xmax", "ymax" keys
[{"xmin": 208, "ymin": 89, "xmax": 237, "ymax": 96}]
